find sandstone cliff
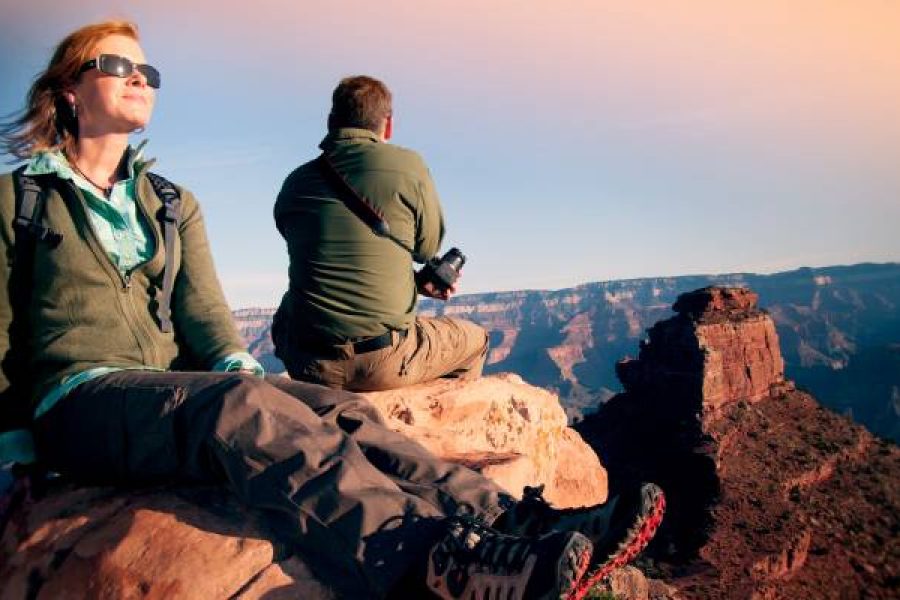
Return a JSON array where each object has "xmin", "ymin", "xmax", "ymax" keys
[{"xmin": 576, "ymin": 287, "xmax": 899, "ymax": 599}]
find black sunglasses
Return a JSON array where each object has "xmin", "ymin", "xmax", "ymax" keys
[{"xmin": 78, "ymin": 54, "xmax": 161, "ymax": 89}]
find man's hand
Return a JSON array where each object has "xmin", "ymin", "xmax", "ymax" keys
[
  {"xmin": 416, "ymin": 267, "xmax": 463, "ymax": 301},
  {"xmin": 418, "ymin": 279, "xmax": 455, "ymax": 301}
]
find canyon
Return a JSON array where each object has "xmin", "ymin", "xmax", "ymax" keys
[
  {"xmin": 575, "ymin": 286, "xmax": 899, "ymax": 598},
  {"xmin": 235, "ymin": 262, "xmax": 900, "ymax": 442}
]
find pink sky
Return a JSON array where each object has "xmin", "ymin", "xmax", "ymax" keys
[{"xmin": 2, "ymin": 1, "xmax": 898, "ymax": 305}]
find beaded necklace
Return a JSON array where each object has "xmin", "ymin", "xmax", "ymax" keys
[{"xmin": 68, "ymin": 159, "xmax": 114, "ymax": 198}]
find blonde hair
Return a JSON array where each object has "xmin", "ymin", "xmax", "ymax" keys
[{"xmin": 0, "ymin": 20, "xmax": 140, "ymax": 159}]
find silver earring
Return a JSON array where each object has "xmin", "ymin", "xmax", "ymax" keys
[
  {"xmin": 71, "ymin": 104, "xmax": 78, "ymax": 117},
  {"xmin": 132, "ymin": 126, "xmax": 145, "ymax": 134}
]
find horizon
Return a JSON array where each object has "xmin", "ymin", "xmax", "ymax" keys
[
  {"xmin": 2, "ymin": 1, "xmax": 899, "ymax": 307},
  {"xmin": 230, "ymin": 260, "xmax": 899, "ymax": 310}
]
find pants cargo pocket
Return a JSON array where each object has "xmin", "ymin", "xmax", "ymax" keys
[{"xmin": 121, "ymin": 385, "xmax": 186, "ymax": 483}]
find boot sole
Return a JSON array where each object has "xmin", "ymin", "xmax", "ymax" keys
[
  {"xmin": 552, "ymin": 533, "xmax": 594, "ymax": 600},
  {"xmin": 566, "ymin": 486, "xmax": 667, "ymax": 600}
]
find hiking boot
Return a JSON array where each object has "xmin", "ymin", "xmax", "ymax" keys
[
  {"xmin": 577, "ymin": 482, "xmax": 666, "ymax": 591},
  {"xmin": 495, "ymin": 482, "xmax": 666, "ymax": 585},
  {"xmin": 426, "ymin": 515, "xmax": 593, "ymax": 600}
]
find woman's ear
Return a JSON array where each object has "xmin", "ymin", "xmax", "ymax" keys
[{"xmin": 62, "ymin": 89, "xmax": 77, "ymax": 111}]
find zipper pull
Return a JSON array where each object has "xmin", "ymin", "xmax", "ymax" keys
[{"xmin": 123, "ymin": 273, "xmax": 132, "ymax": 290}]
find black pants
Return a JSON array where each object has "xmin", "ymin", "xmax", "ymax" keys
[{"xmin": 34, "ymin": 372, "xmax": 509, "ymax": 597}]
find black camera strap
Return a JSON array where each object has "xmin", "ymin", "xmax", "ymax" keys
[{"xmin": 314, "ymin": 153, "xmax": 425, "ymax": 262}]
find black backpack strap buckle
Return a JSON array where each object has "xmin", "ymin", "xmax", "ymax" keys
[
  {"xmin": 12, "ymin": 217, "xmax": 63, "ymax": 248},
  {"xmin": 12, "ymin": 172, "xmax": 63, "ymax": 248}
]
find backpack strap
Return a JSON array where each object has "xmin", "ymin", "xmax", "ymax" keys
[
  {"xmin": 12, "ymin": 169, "xmax": 63, "ymax": 248},
  {"xmin": 145, "ymin": 172, "xmax": 181, "ymax": 333}
]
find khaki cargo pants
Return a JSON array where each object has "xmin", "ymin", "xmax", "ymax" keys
[
  {"xmin": 281, "ymin": 316, "xmax": 489, "ymax": 392},
  {"xmin": 34, "ymin": 371, "xmax": 508, "ymax": 597}
]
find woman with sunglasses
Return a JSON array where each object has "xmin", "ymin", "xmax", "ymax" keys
[
  {"xmin": 0, "ymin": 19, "xmax": 663, "ymax": 600},
  {"xmin": 0, "ymin": 21, "xmax": 267, "ymax": 448}
]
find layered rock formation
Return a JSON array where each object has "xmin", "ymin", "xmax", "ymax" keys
[
  {"xmin": 235, "ymin": 263, "xmax": 900, "ymax": 441},
  {"xmin": 576, "ymin": 286, "xmax": 900, "ymax": 599},
  {"xmin": 616, "ymin": 286, "xmax": 786, "ymax": 413}
]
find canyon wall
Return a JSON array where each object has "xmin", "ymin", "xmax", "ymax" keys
[{"xmin": 235, "ymin": 263, "xmax": 900, "ymax": 440}]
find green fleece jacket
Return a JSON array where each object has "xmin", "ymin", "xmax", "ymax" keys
[
  {"xmin": 0, "ymin": 169, "xmax": 246, "ymax": 411},
  {"xmin": 273, "ymin": 128, "xmax": 446, "ymax": 344}
]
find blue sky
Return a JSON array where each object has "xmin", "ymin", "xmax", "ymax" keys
[{"xmin": 2, "ymin": 1, "xmax": 898, "ymax": 308}]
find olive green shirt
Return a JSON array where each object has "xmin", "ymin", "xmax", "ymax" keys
[{"xmin": 274, "ymin": 128, "xmax": 445, "ymax": 344}]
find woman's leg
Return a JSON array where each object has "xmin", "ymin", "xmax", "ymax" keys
[
  {"xmin": 34, "ymin": 371, "xmax": 504, "ymax": 596},
  {"xmin": 267, "ymin": 376, "xmax": 514, "ymax": 518}
]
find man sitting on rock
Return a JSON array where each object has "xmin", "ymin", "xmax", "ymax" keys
[{"xmin": 272, "ymin": 75, "xmax": 489, "ymax": 391}]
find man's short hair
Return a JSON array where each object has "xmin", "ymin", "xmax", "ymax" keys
[{"xmin": 328, "ymin": 76, "xmax": 392, "ymax": 133}]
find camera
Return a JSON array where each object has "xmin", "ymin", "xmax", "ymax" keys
[{"xmin": 417, "ymin": 247, "xmax": 466, "ymax": 292}]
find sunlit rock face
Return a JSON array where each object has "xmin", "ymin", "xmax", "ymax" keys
[{"xmin": 359, "ymin": 373, "xmax": 607, "ymax": 507}]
